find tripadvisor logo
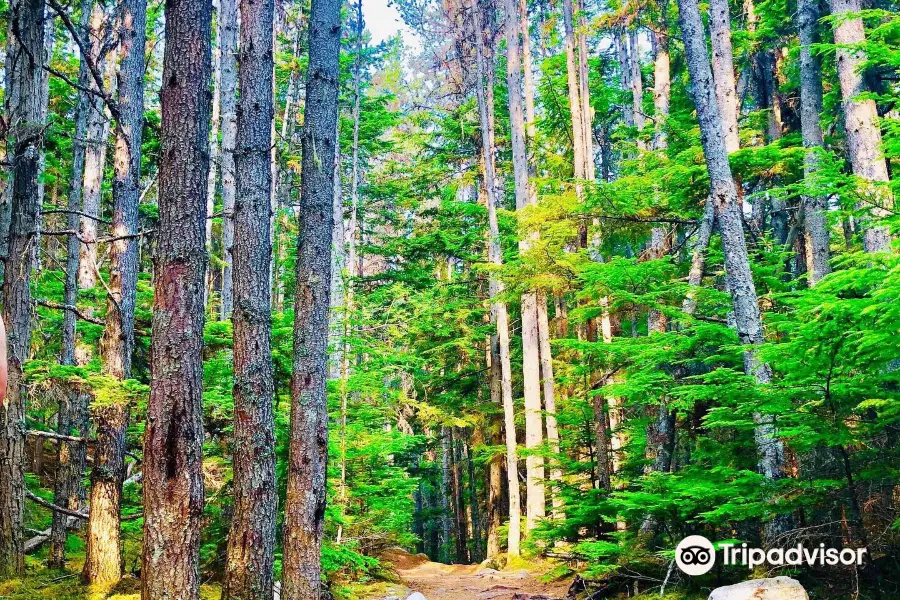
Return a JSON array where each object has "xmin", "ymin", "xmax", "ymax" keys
[
  {"xmin": 675, "ymin": 535, "xmax": 868, "ymax": 576},
  {"xmin": 676, "ymin": 535, "xmax": 716, "ymax": 576}
]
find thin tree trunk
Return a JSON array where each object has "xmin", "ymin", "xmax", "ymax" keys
[
  {"xmin": 206, "ymin": 0, "xmax": 221, "ymax": 314},
  {"xmin": 629, "ymin": 29, "xmax": 645, "ymax": 135},
  {"xmin": 84, "ymin": 0, "xmax": 147, "ymax": 584},
  {"xmin": 678, "ymin": 0, "xmax": 790, "ymax": 538},
  {"xmin": 219, "ymin": 0, "xmax": 239, "ymax": 317},
  {"xmin": 472, "ymin": 0, "xmax": 521, "ymax": 557},
  {"xmin": 708, "ymin": 0, "xmax": 740, "ymax": 154},
  {"xmin": 505, "ymin": 0, "xmax": 544, "ymax": 533},
  {"xmin": 561, "ymin": 0, "xmax": 585, "ymax": 180},
  {"xmin": 485, "ymin": 334, "xmax": 503, "ymax": 559},
  {"xmin": 49, "ymin": 0, "xmax": 93, "ymax": 569},
  {"xmin": 222, "ymin": 2, "xmax": 277, "ymax": 598},
  {"xmin": 140, "ymin": 1, "xmax": 211, "ymax": 597},
  {"xmin": 78, "ymin": 0, "xmax": 114, "ymax": 291},
  {"xmin": 576, "ymin": 1, "xmax": 593, "ymax": 178},
  {"xmin": 281, "ymin": 0, "xmax": 341, "ymax": 595},
  {"xmin": 440, "ymin": 427, "xmax": 452, "ymax": 562},
  {"xmin": 536, "ymin": 293, "xmax": 563, "ymax": 519},
  {"xmin": 830, "ymin": 0, "xmax": 892, "ymax": 252},
  {"xmin": 0, "ymin": 0, "xmax": 47, "ymax": 576},
  {"xmin": 798, "ymin": 0, "xmax": 830, "ymax": 284},
  {"xmin": 652, "ymin": 5, "xmax": 670, "ymax": 151}
]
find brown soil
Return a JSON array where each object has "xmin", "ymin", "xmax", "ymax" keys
[{"xmin": 379, "ymin": 548, "xmax": 571, "ymax": 600}]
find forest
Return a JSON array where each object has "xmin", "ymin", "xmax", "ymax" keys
[{"xmin": 0, "ymin": 0, "xmax": 897, "ymax": 597}]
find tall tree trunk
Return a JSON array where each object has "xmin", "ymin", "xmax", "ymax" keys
[
  {"xmin": 575, "ymin": 1, "xmax": 594, "ymax": 178},
  {"xmin": 472, "ymin": 0, "xmax": 521, "ymax": 557},
  {"xmin": 84, "ymin": 0, "xmax": 147, "ymax": 586},
  {"xmin": 830, "ymin": 0, "xmax": 892, "ymax": 252},
  {"xmin": 0, "ymin": 0, "xmax": 47, "ymax": 576},
  {"xmin": 78, "ymin": 0, "xmax": 114, "ymax": 291},
  {"xmin": 652, "ymin": 5, "xmax": 670, "ymax": 152},
  {"xmin": 486, "ymin": 335, "xmax": 503, "ymax": 558},
  {"xmin": 219, "ymin": 0, "xmax": 239, "ymax": 317},
  {"xmin": 629, "ymin": 29, "xmax": 645, "ymax": 135},
  {"xmin": 708, "ymin": 0, "xmax": 740, "ymax": 154},
  {"xmin": 646, "ymin": 14, "xmax": 674, "ymax": 477},
  {"xmin": 281, "ymin": 0, "xmax": 341, "ymax": 595},
  {"xmin": 678, "ymin": 0, "xmax": 790, "ymax": 538},
  {"xmin": 505, "ymin": 0, "xmax": 544, "ymax": 533},
  {"xmin": 561, "ymin": 0, "xmax": 585, "ymax": 180},
  {"xmin": 798, "ymin": 0, "xmax": 830, "ymax": 284},
  {"xmin": 222, "ymin": 1, "xmax": 278, "ymax": 597},
  {"xmin": 140, "ymin": 1, "xmax": 212, "ymax": 597},
  {"xmin": 536, "ymin": 293, "xmax": 563, "ymax": 518},
  {"xmin": 440, "ymin": 427, "xmax": 453, "ymax": 562},
  {"xmin": 49, "ymin": 0, "xmax": 93, "ymax": 569},
  {"xmin": 206, "ymin": 0, "xmax": 221, "ymax": 314}
]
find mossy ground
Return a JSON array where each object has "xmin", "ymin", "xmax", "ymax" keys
[{"xmin": 0, "ymin": 555, "xmax": 221, "ymax": 600}]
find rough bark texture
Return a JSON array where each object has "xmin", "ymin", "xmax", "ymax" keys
[
  {"xmin": 505, "ymin": 0, "xmax": 544, "ymax": 533},
  {"xmin": 629, "ymin": 30, "xmax": 645, "ymax": 135},
  {"xmin": 652, "ymin": 4, "xmax": 671, "ymax": 151},
  {"xmin": 78, "ymin": 0, "xmax": 114, "ymax": 290},
  {"xmin": 472, "ymin": 0, "xmax": 520, "ymax": 557},
  {"xmin": 536, "ymin": 293, "xmax": 563, "ymax": 518},
  {"xmin": 486, "ymin": 335, "xmax": 503, "ymax": 558},
  {"xmin": 219, "ymin": 0, "xmax": 239, "ymax": 317},
  {"xmin": 798, "ymin": 0, "xmax": 830, "ymax": 284},
  {"xmin": 222, "ymin": 0, "xmax": 278, "ymax": 597},
  {"xmin": 84, "ymin": 0, "xmax": 147, "ymax": 586},
  {"xmin": 281, "ymin": 0, "xmax": 341, "ymax": 596},
  {"xmin": 0, "ymin": 0, "xmax": 46, "ymax": 576},
  {"xmin": 49, "ymin": 0, "xmax": 93, "ymax": 569},
  {"xmin": 830, "ymin": 0, "xmax": 892, "ymax": 253},
  {"xmin": 140, "ymin": 1, "xmax": 211, "ymax": 598},
  {"xmin": 678, "ymin": 0, "xmax": 789, "ymax": 537},
  {"xmin": 562, "ymin": 0, "xmax": 585, "ymax": 180},
  {"xmin": 708, "ymin": 0, "xmax": 740, "ymax": 153}
]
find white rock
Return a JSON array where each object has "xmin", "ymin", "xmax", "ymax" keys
[
  {"xmin": 709, "ymin": 577, "xmax": 809, "ymax": 600},
  {"xmin": 406, "ymin": 593, "xmax": 428, "ymax": 600}
]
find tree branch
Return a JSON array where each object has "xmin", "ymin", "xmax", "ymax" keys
[
  {"xmin": 28, "ymin": 429, "xmax": 94, "ymax": 444},
  {"xmin": 25, "ymin": 490, "xmax": 88, "ymax": 520},
  {"xmin": 35, "ymin": 299, "xmax": 106, "ymax": 325}
]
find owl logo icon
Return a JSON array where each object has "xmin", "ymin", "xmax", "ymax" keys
[{"xmin": 675, "ymin": 535, "xmax": 716, "ymax": 576}]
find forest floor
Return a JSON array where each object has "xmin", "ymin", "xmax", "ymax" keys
[{"xmin": 370, "ymin": 548, "xmax": 574, "ymax": 600}]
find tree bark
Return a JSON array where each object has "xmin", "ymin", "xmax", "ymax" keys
[
  {"xmin": 83, "ymin": 0, "xmax": 147, "ymax": 586},
  {"xmin": 281, "ymin": 0, "xmax": 341, "ymax": 595},
  {"xmin": 678, "ymin": 0, "xmax": 790, "ymax": 537},
  {"xmin": 222, "ymin": 1, "xmax": 278, "ymax": 598},
  {"xmin": 561, "ymin": 0, "xmax": 585, "ymax": 180},
  {"xmin": 798, "ymin": 0, "xmax": 830, "ymax": 284},
  {"xmin": 0, "ymin": 0, "xmax": 47, "ymax": 576},
  {"xmin": 486, "ymin": 335, "xmax": 503, "ymax": 559},
  {"xmin": 49, "ymin": 0, "xmax": 93, "ymax": 569},
  {"xmin": 708, "ymin": 0, "xmax": 740, "ymax": 154},
  {"xmin": 652, "ymin": 4, "xmax": 670, "ymax": 151},
  {"xmin": 219, "ymin": 0, "xmax": 239, "ymax": 317},
  {"xmin": 536, "ymin": 293, "xmax": 563, "ymax": 518},
  {"xmin": 471, "ymin": 0, "xmax": 521, "ymax": 557},
  {"xmin": 504, "ymin": 0, "xmax": 544, "ymax": 533},
  {"xmin": 78, "ymin": 0, "xmax": 115, "ymax": 291},
  {"xmin": 830, "ymin": 0, "xmax": 892, "ymax": 253},
  {"xmin": 140, "ymin": 1, "xmax": 212, "ymax": 598},
  {"xmin": 629, "ymin": 29, "xmax": 645, "ymax": 135}
]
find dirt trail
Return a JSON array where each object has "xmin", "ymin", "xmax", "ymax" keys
[{"xmin": 380, "ymin": 548, "xmax": 571, "ymax": 600}]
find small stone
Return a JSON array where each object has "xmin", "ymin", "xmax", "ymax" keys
[
  {"xmin": 708, "ymin": 577, "xmax": 809, "ymax": 600},
  {"xmin": 406, "ymin": 593, "xmax": 428, "ymax": 600},
  {"xmin": 475, "ymin": 567, "xmax": 500, "ymax": 577}
]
